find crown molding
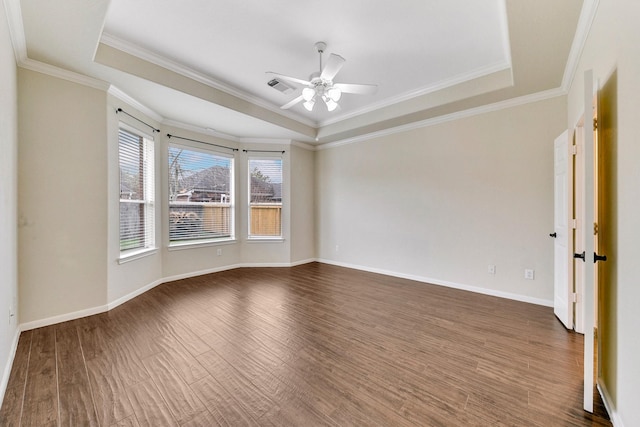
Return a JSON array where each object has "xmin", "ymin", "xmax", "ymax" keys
[
  {"xmin": 19, "ymin": 58, "xmax": 110, "ymax": 91},
  {"xmin": 498, "ymin": 0, "xmax": 513, "ymax": 78},
  {"xmin": 318, "ymin": 87, "xmax": 566, "ymax": 150},
  {"xmin": 108, "ymin": 85, "xmax": 164, "ymax": 122},
  {"xmin": 2, "ymin": 0, "xmax": 26, "ymax": 62},
  {"xmin": 240, "ymin": 137, "xmax": 315, "ymax": 151},
  {"xmin": 2, "ymin": 0, "xmax": 27, "ymax": 64},
  {"xmin": 318, "ymin": 60, "xmax": 512, "ymax": 128},
  {"xmin": 290, "ymin": 140, "xmax": 316, "ymax": 151},
  {"xmin": 99, "ymin": 33, "xmax": 317, "ymax": 128},
  {"xmin": 561, "ymin": 0, "xmax": 600, "ymax": 92}
]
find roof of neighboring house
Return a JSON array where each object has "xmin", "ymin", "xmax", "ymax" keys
[{"xmin": 177, "ymin": 166, "xmax": 230, "ymax": 194}]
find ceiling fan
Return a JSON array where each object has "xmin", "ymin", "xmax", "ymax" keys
[{"xmin": 267, "ymin": 42, "xmax": 378, "ymax": 112}]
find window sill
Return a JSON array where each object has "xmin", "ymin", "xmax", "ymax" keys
[
  {"xmin": 168, "ymin": 238, "xmax": 237, "ymax": 251},
  {"xmin": 118, "ymin": 248, "xmax": 158, "ymax": 264},
  {"xmin": 246, "ymin": 237, "xmax": 285, "ymax": 243}
]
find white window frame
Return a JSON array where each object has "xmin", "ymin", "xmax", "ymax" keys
[
  {"xmin": 248, "ymin": 155, "xmax": 283, "ymax": 240},
  {"xmin": 168, "ymin": 143, "xmax": 235, "ymax": 248},
  {"xmin": 118, "ymin": 124, "xmax": 155, "ymax": 260}
]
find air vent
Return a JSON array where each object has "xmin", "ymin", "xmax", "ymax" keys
[{"xmin": 268, "ymin": 78, "xmax": 295, "ymax": 94}]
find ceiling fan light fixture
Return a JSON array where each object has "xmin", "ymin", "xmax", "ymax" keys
[
  {"xmin": 302, "ymin": 87, "xmax": 316, "ymax": 101},
  {"xmin": 325, "ymin": 98, "xmax": 338, "ymax": 112},
  {"xmin": 271, "ymin": 41, "xmax": 377, "ymax": 112},
  {"xmin": 327, "ymin": 87, "xmax": 342, "ymax": 102},
  {"xmin": 303, "ymin": 99, "xmax": 315, "ymax": 111}
]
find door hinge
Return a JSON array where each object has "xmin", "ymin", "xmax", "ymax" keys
[
  {"xmin": 572, "ymin": 145, "xmax": 578, "ymax": 155},
  {"xmin": 572, "ymin": 293, "xmax": 578, "ymax": 303},
  {"xmin": 593, "ymin": 118, "xmax": 598, "ymax": 131},
  {"xmin": 594, "ymin": 222, "xmax": 599, "ymax": 236}
]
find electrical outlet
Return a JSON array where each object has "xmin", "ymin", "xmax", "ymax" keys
[
  {"xmin": 524, "ymin": 269, "xmax": 535, "ymax": 280},
  {"xmin": 216, "ymin": 248, "xmax": 222, "ymax": 256},
  {"xmin": 488, "ymin": 264, "xmax": 496, "ymax": 274}
]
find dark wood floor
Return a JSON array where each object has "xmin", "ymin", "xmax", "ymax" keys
[{"xmin": 1, "ymin": 262, "xmax": 611, "ymax": 426}]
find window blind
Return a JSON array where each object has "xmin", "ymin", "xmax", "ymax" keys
[
  {"xmin": 169, "ymin": 145, "xmax": 234, "ymax": 243},
  {"xmin": 248, "ymin": 158, "xmax": 283, "ymax": 238},
  {"xmin": 119, "ymin": 128, "xmax": 155, "ymax": 252}
]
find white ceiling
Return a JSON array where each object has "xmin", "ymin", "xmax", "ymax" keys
[{"xmin": 13, "ymin": 0, "xmax": 585, "ymax": 144}]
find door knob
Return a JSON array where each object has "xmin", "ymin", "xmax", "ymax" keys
[
  {"xmin": 594, "ymin": 253, "xmax": 607, "ymax": 263},
  {"xmin": 574, "ymin": 251, "xmax": 585, "ymax": 261},
  {"xmin": 549, "ymin": 232, "xmax": 557, "ymax": 238}
]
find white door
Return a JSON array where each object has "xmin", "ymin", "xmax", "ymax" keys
[
  {"xmin": 553, "ymin": 130, "xmax": 572, "ymax": 329},
  {"xmin": 574, "ymin": 126, "xmax": 586, "ymax": 335},
  {"xmin": 581, "ymin": 69, "xmax": 596, "ymax": 413}
]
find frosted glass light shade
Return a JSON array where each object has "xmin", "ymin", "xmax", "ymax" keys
[
  {"xmin": 326, "ymin": 87, "xmax": 342, "ymax": 102},
  {"xmin": 303, "ymin": 99, "xmax": 315, "ymax": 111},
  {"xmin": 302, "ymin": 87, "xmax": 316, "ymax": 101}
]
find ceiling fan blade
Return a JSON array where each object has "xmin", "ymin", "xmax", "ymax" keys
[
  {"xmin": 333, "ymin": 83, "xmax": 378, "ymax": 95},
  {"xmin": 320, "ymin": 54, "xmax": 345, "ymax": 81},
  {"xmin": 280, "ymin": 94, "xmax": 305, "ymax": 110},
  {"xmin": 266, "ymin": 72, "xmax": 311, "ymax": 86}
]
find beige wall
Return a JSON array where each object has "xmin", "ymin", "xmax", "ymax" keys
[
  {"xmin": 290, "ymin": 144, "xmax": 315, "ymax": 263},
  {"xmin": 18, "ymin": 68, "xmax": 108, "ymax": 323},
  {"xmin": 0, "ymin": 0, "xmax": 19, "ymax": 399},
  {"xmin": 316, "ymin": 96, "xmax": 567, "ymax": 304},
  {"xmin": 567, "ymin": 0, "xmax": 640, "ymax": 425}
]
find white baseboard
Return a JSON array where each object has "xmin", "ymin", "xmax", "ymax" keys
[
  {"xmin": 0, "ymin": 327, "xmax": 21, "ymax": 411},
  {"xmin": 107, "ymin": 278, "xmax": 165, "ymax": 311},
  {"xmin": 18, "ymin": 256, "xmax": 550, "ymax": 332},
  {"xmin": 20, "ymin": 259, "xmax": 318, "ymax": 331},
  {"xmin": 161, "ymin": 263, "xmax": 243, "ymax": 284},
  {"xmin": 316, "ymin": 258, "xmax": 554, "ymax": 307},
  {"xmin": 290, "ymin": 258, "xmax": 317, "ymax": 267},
  {"xmin": 20, "ymin": 304, "xmax": 109, "ymax": 332},
  {"xmin": 598, "ymin": 380, "xmax": 624, "ymax": 427}
]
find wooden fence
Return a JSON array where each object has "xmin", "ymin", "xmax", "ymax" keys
[
  {"xmin": 168, "ymin": 203, "xmax": 281, "ymax": 239},
  {"xmin": 250, "ymin": 204, "xmax": 282, "ymax": 236}
]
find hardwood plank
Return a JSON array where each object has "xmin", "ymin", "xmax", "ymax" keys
[
  {"xmin": 195, "ymin": 349, "xmax": 275, "ymax": 420},
  {"xmin": 85, "ymin": 353, "xmax": 135, "ymax": 425},
  {"xmin": 141, "ymin": 351, "xmax": 207, "ymax": 425},
  {"xmin": 76, "ymin": 312, "xmax": 123, "ymax": 361},
  {"xmin": 0, "ymin": 330, "xmax": 32, "ymax": 426},
  {"xmin": 111, "ymin": 303, "xmax": 164, "ymax": 360},
  {"xmin": 180, "ymin": 409, "xmax": 221, "ymax": 427},
  {"xmin": 20, "ymin": 327, "xmax": 58, "ymax": 427},
  {"xmin": 110, "ymin": 414, "xmax": 141, "ymax": 427},
  {"xmin": 155, "ymin": 334, "xmax": 209, "ymax": 385},
  {"xmin": 190, "ymin": 375, "xmax": 261, "ymax": 427},
  {"xmin": 126, "ymin": 379, "xmax": 178, "ymax": 427},
  {"xmin": 55, "ymin": 324, "xmax": 100, "ymax": 426}
]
